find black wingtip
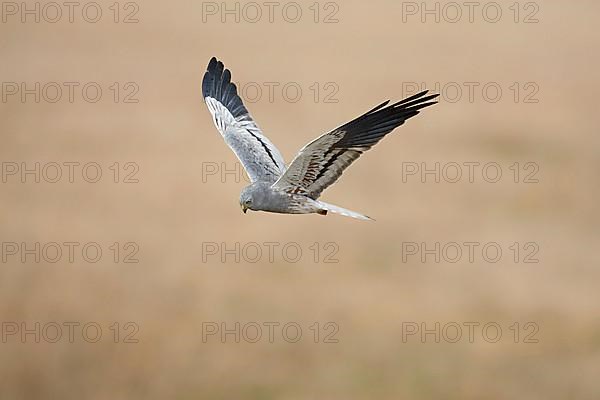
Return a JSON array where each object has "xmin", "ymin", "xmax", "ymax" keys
[
  {"xmin": 393, "ymin": 91, "xmax": 439, "ymax": 108},
  {"xmin": 333, "ymin": 89, "xmax": 438, "ymax": 149},
  {"xmin": 207, "ymin": 56, "xmax": 217, "ymax": 69},
  {"xmin": 202, "ymin": 57, "xmax": 250, "ymax": 120}
]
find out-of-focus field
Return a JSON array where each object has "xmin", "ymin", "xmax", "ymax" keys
[{"xmin": 1, "ymin": 1, "xmax": 599, "ymax": 399}]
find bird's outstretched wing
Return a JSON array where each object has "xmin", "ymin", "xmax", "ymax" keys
[
  {"xmin": 202, "ymin": 57, "xmax": 286, "ymax": 183},
  {"xmin": 272, "ymin": 91, "xmax": 438, "ymax": 199}
]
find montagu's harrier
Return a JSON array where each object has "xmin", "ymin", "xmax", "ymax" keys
[{"xmin": 202, "ymin": 57, "xmax": 438, "ymax": 220}]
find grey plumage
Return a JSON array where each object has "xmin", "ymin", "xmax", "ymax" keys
[
  {"xmin": 203, "ymin": 57, "xmax": 285, "ymax": 183},
  {"xmin": 202, "ymin": 57, "xmax": 438, "ymax": 220}
]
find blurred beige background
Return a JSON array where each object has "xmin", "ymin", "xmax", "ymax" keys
[{"xmin": 1, "ymin": 0, "xmax": 599, "ymax": 399}]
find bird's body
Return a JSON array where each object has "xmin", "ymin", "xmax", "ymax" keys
[
  {"xmin": 202, "ymin": 57, "xmax": 438, "ymax": 221},
  {"xmin": 239, "ymin": 182, "xmax": 320, "ymax": 215},
  {"xmin": 239, "ymin": 182, "xmax": 376, "ymax": 220}
]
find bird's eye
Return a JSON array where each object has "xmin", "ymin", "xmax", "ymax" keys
[{"xmin": 245, "ymin": 199, "xmax": 252, "ymax": 205}]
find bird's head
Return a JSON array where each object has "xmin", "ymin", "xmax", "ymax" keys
[
  {"xmin": 239, "ymin": 182, "xmax": 271, "ymax": 214},
  {"xmin": 239, "ymin": 188, "xmax": 255, "ymax": 214}
]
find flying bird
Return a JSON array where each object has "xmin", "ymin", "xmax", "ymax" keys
[{"xmin": 202, "ymin": 57, "xmax": 438, "ymax": 220}]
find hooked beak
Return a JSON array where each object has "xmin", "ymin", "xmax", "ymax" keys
[{"xmin": 241, "ymin": 203, "xmax": 248, "ymax": 214}]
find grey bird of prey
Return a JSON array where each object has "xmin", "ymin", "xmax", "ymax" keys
[{"xmin": 202, "ymin": 57, "xmax": 438, "ymax": 220}]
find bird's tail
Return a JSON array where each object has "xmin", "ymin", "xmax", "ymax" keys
[{"xmin": 317, "ymin": 201, "xmax": 373, "ymax": 221}]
